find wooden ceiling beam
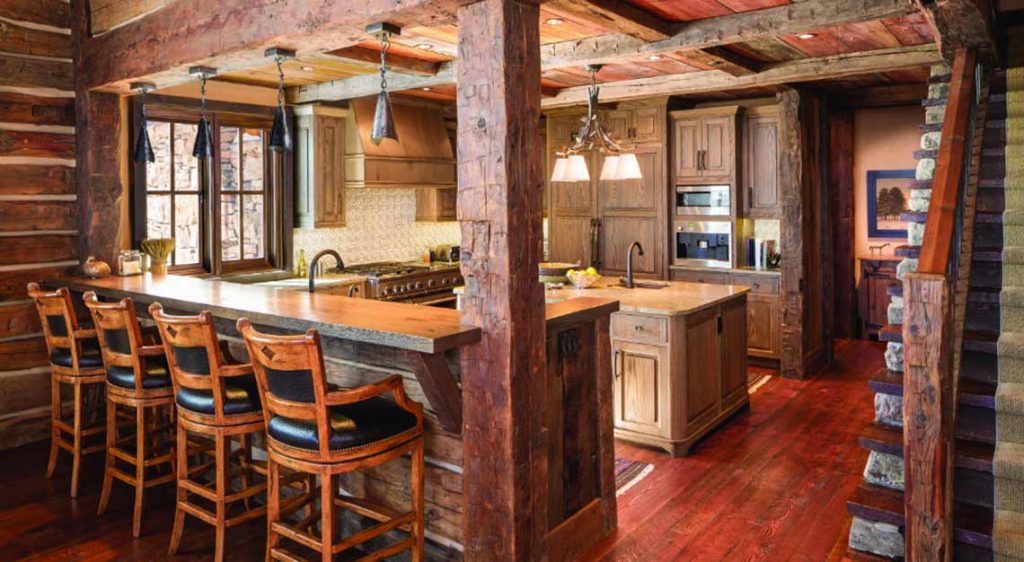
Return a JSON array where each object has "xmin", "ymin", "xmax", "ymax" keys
[
  {"xmin": 79, "ymin": 0, "xmax": 460, "ymax": 92},
  {"xmin": 540, "ymin": 0, "xmax": 918, "ymax": 70},
  {"xmin": 912, "ymin": 0, "xmax": 997, "ymax": 62},
  {"xmin": 289, "ymin": 62, "xmax": 456, "ymax": 103},
  {"xmin": 680, "ymin": 47, "xmax": 762, "ymax": 77},
  {"xmin": 541, "ymin": 44, "xmax": 943, "ymax": 108},
  {"xmin": 324, "ymin": 45, "xmax": 441, "ymax": 76}
]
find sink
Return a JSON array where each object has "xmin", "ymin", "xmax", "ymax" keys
[{"xmin": 617, "ymin": 278, "xmax": 669, "ymax": 290}]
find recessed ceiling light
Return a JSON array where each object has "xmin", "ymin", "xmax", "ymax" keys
[
  {"xmin": 422, "ymin": 87, "xmax": 433, "ymax": 91},
  {"xmin": 647, "ymin": 54, "xmax": 663, "ymax": 61},
  {"xmin": 544, "ymin": 17, "xmax": 564, "ymax": 26},
  {"xmin": 797, "ymin": 32, "xmax": 817, "ymax": 39},
  {"xmin": 300, "ymin": 66, "xmax": 314, "ymax": 72},
  {"xmin": 414, "ymin": 43, "xmax": 434, "ymax": 50}
]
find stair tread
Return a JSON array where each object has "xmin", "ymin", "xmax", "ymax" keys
[
  {"xmin": 859, "ymin": 422, "xmax": 994, "ymax": 473},
  {"xmin": 921, "ymin": 98, "xmax": 947, "ymax": 107},
  {"xmin": 963, "ymin": 350, "xmax": 999, "ymax": 384},
  {"xmin": 847, "ymin": 483, "xmax": 993, "ymax": 549},
  {"xmin": 929, "ymin": 74, "xmax": 952, "ymax": 84},
  {"xmin": 869, "ymin": 368, "xmax": 996, "ymax": 409},
  {"xmin": 878, "ymin": 324, "xmax": 902, "ymax": 343},
  {"xmin": 900, "ymin": 211, "xmax": 928, "ymax": 223},
  {"xmin": 973, "ymin": 247, "xmax": 1004, "ymax": 262},
  {"xmin": 968, "ymin": 287, "xmax": 1002, "ymax": 303},
  {"xmin": 895, "ymin": 245, "xmax": 919, "ymax": 258}
]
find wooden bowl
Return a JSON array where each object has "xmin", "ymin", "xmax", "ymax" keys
[{"xmin": 567, "ymin": 271, "xmax": 600, "ymax": 289}]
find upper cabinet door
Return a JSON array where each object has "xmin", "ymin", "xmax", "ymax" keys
[
  {"xmin": 743, "ymin": 112, "xmax": 780, "ymax": 218},
  {"xmin": 597, "ymin": 146, "xmax": 661, "ymax": 213},
  {"xmin": 314, "ymin": 114, "xmax": 346, "ymax": 227},
  {"xmin": 673, "ymin": 119, "xmax": 701, "ymax": 181},
  {"xmin": 603, "ymin": 109, "xmax": 633, "ymax": 143},
  {"xmin": 631, "ymin": 107, "xmax": 663, "ymax": 144},
  {"xmin": 700, "ymin": 116, "xmax": 734, "ymax": 181}
]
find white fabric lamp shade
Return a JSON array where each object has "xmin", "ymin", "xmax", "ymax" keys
[
  {"xmin": 614, "ymin": 152, "xmax": 643, "ymax": 180},
  {"xmin": 550, "ymin": 157, "xmax": 569, "ymax": 182},
  {"xmin": 599, "ymin": 155, "xmax": 620, "ymax": 181},
  {"xmin": 564, "ymin": 153, "xmax": 591, "ymax": 182}
]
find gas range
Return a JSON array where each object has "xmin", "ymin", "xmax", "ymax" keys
[{"xmin": 340, "ymin": 261, "xmax": 463, "ymax": 306}]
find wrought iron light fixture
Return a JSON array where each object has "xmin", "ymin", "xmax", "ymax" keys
[
  {"xmin": 550, "ymin": 65, "xmax": 643, "ymax": 183},
  {"xmin": 189, "ymin": 66, "xmax": 217, "ymax": 159},
  {"xmin": 367, "ymin": 22, "xmax": 401, "ymax": 145},
  {"xmin": 131, "ymin": 82, "xmax": 156, "ymax": 163},
  {"xmin": 266, "ymin": 47, "xmax": 296, "ymax": 152}
]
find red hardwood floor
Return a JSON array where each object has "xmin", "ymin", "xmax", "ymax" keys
[{"xmin": 0, "ymin": 339, "xmax": 880, "ymax": 561}]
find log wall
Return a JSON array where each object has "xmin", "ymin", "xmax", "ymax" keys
[{"xmin": 0, "ymin": 0, "xmax": 77, "ymax": 450}]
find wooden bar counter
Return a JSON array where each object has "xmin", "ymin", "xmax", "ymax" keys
[{"xmin": 48, "ymin": 274, "xmax": 620, "ymax": 560}]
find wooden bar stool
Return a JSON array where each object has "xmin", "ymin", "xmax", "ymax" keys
[
  {"xmin": 83, "ymin": 291, "xmax": 176, "ymax": 537},
  {"xmin": 237, "ymin": 318, "xmax": 426, "ymax": 562},
  {"xmin": 149, "ymin": 303, "xmax": 268, "ymax": 562},
  {"xmin": 27, "ymin": 283, "xmax": 106, "ymax": 498}
]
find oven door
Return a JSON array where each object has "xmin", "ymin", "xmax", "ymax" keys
[
  {"xmin": 674, "ymin": 220, "xmax": 732, "ymax": 267},
  {"xmin": 676, "ymin": 185, "xmax": 731, "ymax": 216},
  {"xmin": 404, "ymin": 291, "xmax": 458, "ymax": 308}
]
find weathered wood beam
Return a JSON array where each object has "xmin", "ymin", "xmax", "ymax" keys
[
  {"xmin": 540, "ymin": 0, "xmax": 918, "ymax": 70},
  {"xmin": 325, "ymin": 45, "xmax": 441, "ymax": 76},
  {"xmin": 289, "ymin": 62, "xmax": 456, "ymax": 103},
  {"xmin": 546, "ymin": 0, "xmax": 673, "ymax": 42},
  {"xmin": 456, "ymin": 0, "xmax": 547, "ymax": 559},
  {"xmin": 913, "ymin": 0, "xmax": 996, "ymax": 62},
  {"xmin": 542, "ymin": 45, "xmax": 942, "ymax": 108},
  {"xmin": 80, "ymin": 0, "xmax": 460, "ymax": 92},
  {"xmin": 681, "ymin": 46, "xmax": 762, "ymax": 77}
]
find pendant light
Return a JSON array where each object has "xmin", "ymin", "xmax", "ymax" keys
[
  {"xmin": 549, "ymin": 65, "xmax": 642, "ymax": 183},
  {"xmin": 189, "ymin": 66, "xmax": 217, "ymax": 159},
  {"xmin": 265, "ymin": 47, "xmax": 296, "ymax": 152},
  {"xmin": 367, "ymin": 22, "xmax": 401, "ymax": 145},
  {"xmin": 130, "ymin": 82, "xmax": 156, "ymax": 163}
]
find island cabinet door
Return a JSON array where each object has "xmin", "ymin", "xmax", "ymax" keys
[
  {"xmin": 612, "ymin": 340, "xmax": 670, "ymax": 437},
  {"xmin": 746, "ymin": 294, "xmax": 780, "ymax": 359},
  {"xmin": 719, "ymin": 298, "xmax": 749, "ymax": 411},
  {"xmin": 683, "ymin": 308, "xmax": 721, "ymax": 434}
]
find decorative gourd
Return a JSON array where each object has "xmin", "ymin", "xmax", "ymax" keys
[{"xmin": 82, "ymin": 256, "xmax": 112, "ymax": 278}]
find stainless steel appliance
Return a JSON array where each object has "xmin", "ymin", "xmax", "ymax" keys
[
  {"xmin": 676, "ymin": 184, "xmax": 731, "ymax": 217},
  {"xmin": 674, "ymin": 220, "xmax": 733, "ymax": 268},
  {"xmin": 340, "ymin": 261, "xmax": 463, "ymax": 308}
]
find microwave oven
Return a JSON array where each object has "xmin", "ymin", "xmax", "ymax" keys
[
  {"xmin": 674, "ymin": 220, "xmax": 732, "ymax": 268},
  {"xmin": 676, "ymin": 185, "xmax": 730, "ymax": 217}
]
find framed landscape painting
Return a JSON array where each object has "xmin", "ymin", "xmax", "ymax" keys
[{"xmin": 867, "ymin": 169, "xmax": 915, "ymax": 239}]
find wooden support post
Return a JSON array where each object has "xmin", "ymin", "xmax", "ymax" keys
[
  {"xmin": 829, "ymin": 107, "xmax": 856, "ymax": 339},
  {"xmin": 778, "ymin": 90, "xmax": 806, "ymax": 379},
  {"xmin": 902, "ymin": 272, "xmax": 955, "ymax": 562},
  {"xmin": 456, "ymin": 0, "xmax": 547, "ymax": 559}
]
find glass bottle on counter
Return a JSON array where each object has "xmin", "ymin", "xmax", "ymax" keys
[{"xmin": 296, "ymin": 249, "xmax": 308, "ymax": 278}]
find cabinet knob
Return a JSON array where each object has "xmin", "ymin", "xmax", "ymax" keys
[{"xmin": 634, "ymin": 325, "xmax": 641, "ymax": 331}]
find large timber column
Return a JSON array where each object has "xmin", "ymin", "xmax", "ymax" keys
[{"xmin": 456, "ymin": 0, "xmax": 547, "ymax": 559}]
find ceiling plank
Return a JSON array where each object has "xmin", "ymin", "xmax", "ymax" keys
[
  {"xmin": 540, "ymin": 44, "xmax": 943, "ymax": 108},
  {"xmin": 545, "ymin": 0, "xmax": 673, "ymax": 41},
  {"xmin": 540, "ymin": 0, "xmax": 918, "ymax": 70},
  {"xmin": 325, "ymin": 46, "xmax": 441, "ymax": 76},
  {"xmin": 680, "ymin": 46, "xmax": 762, "ymax": 76},
  {"xmin": 80, "ymin": 0, "xmax": 460, "ymax": 92}
]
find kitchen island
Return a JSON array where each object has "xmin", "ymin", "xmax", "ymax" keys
[
  {"xmin": 547, "ymin": 277, "xmax": 752, "ymax": 456},
  {"xmin": 48, "ymin": 274, "xmax": 620, "ymax": 561}
]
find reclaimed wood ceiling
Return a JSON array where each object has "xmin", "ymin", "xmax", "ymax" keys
[{"xmin": 195, "ymin": 1, "xmax": 936, "ymax": 103}]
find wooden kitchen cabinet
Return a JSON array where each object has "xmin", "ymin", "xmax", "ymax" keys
[
  {"xmin": 743, "ymin": 106, "xmax": 781, "ymax": 218},
  {"xmin": 610, "ymin": 297, "xmax": 748, "ymax": 456},
  {"xmin": 858, "ymin": 257, "xmax": 900, "ymax": 339},
  {"xmin": 295, "ymin": 105, "xmax": 347, "ymax": 228},
  {"xmin": 670, "ymin": 106, "xmax": 739, "ymax": 185},
  {"xmin": 415, "ymin": 187, "xmax": 457, "ymax": 222}
]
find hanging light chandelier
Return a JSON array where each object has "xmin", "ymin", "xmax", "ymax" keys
[
  {"xmin": 366, "ymin": 22, "xmax": 401, "ymax": 145},
  {"xmin": 550, "ymin": 65, "xmax": 642, "ymax": 183},
  {"xmin": 188, "ymin": 66, "xmax": 217, "ymax": 159},
  {"xmin": 130, "ymin": 82, "xmax": 156, "ymax": 163},
  {"xmin": 266, "ymin": 47, "xmax": 296, "ymax": 152}
]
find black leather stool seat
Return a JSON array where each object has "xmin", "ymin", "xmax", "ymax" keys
[
  {"xmin": 176, "ymin": 376, "xmax": 262, "ymax": 416},
  {"xmin": 107, "ymin": 357, "xmax": 172, "ymax": 390},
  {"xmin": 49, "ymin": 338, "xmax": 103, "ymax": 369},
  {"xmin": 267, "ymin": 397, "xmax": 417, "ymax": 452}
]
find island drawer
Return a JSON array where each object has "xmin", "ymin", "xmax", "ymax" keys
[
  {"xmin": 611, "ymin": 312, "xmax": 668, "ymax": 345},
  {"xmin": 669, "ymin": 269, "xmax": 731, "ymax": 285},
  {"xmin": 729, "ymin": 274, "xmax": 779, "ymax": 295}
]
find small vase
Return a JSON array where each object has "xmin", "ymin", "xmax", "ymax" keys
[{"xmin": 150, "ymin": 259, "xmax": 168, "ymax": 275}]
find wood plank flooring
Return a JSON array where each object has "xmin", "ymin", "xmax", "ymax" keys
[{"xmin": 0, "ymin": 339, "xmax": 880, "ymax": 561}]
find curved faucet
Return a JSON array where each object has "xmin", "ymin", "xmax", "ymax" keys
[
  {"xmin": 308, "ymin": 249, "xmax": 345, "ymax": 292},
  {"xmin": 624, "ymin": 241, "xmax": 645, "ymax": 289}
]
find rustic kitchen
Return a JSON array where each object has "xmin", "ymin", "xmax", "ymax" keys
[{"xmin": 1, "ymin": 0, "xmax": 1013, "ymax": 561}]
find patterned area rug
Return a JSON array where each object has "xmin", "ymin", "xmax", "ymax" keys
[{"xmin": 614, "ymin": 457, "xmax": 654, "ymax": 496}]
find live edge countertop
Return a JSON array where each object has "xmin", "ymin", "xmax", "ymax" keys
[
  {"xmin": 544, "ymin": 276, "xmax": 750, "ymax": 317},
  {"xmin": 51, "ymin": 274, "xmax": 481, "ymax": 354}
]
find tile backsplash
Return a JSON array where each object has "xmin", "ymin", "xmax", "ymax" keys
[
  {"xmin": 753, "ymin": 219, "xmax": 781, "ymax": 242},
  {"xmin": 293, "ymin": 188, "xmax": 460, "ymax": 267}
]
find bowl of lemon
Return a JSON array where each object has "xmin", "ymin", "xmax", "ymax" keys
[{"xmin": 566, "ymin": 267, "xmax": 601, "ymax": 289}]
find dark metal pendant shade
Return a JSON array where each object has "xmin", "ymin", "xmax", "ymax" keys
[
  {"xmin": 269, "ymin": 105, "xmax": 292, "ymax": 152},
  {"xmin": 370, "ymin": 89, "xmax": 398, "ymax": 145},
  {"xmin": 133, "ymin": 121, "xmax": 155, "ymax": 163},
  {"xmin": 192, "ymin": 116, "xmax": 214, "ymax": 159}
]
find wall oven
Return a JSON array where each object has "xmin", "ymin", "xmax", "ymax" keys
[
  {"xmin": 674, "ymin": 220, "xmax": 732, "ymax": 268},
  {"xmin": 676, "ymin": 185, "xmax": 731, "ymax": 217}
]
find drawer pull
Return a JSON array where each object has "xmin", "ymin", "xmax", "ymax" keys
[{"xmin": 634, "ymin": 325, "xmax": 642, "ymax": 331}]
